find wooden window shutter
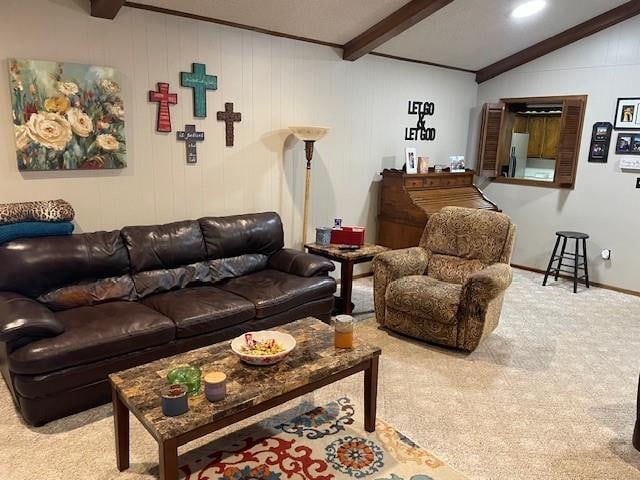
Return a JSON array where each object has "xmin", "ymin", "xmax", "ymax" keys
[
  {"xmin": 555, "ymin": 98, "xmax": 586, "ymax": 187},
  {"xmin": 477, "ymin": 103, "xmax": 505, "ymax": 178}
]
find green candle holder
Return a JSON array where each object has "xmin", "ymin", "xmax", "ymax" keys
[{"xmin": 167, "ymin": 365, "xmax": 201, "ymax": 396}]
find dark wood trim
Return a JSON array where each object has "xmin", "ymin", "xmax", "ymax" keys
[
  {"xmin": 512, "ymin": 263, "xmax": 640, "ymax": 297},
  {"xmin": 493, "ymin": 177, "xmax": 563, "ymax": 188},
  {"xmin": 343, "ymin": 0, "xmax": 455, "ymax": 61},
  {"xmin": 123, "ymin": 2, "xmax": 342, "ymax": 49},
  {"xmin": 368, "ymin": 52, "xmax": 475, "ymax": 74},
  {"xmin": 500, "ymin": 95, "xmax": 587, "ymax": 104},
  {"xmin": 91, "ymin": 0, "xmax": 125, "ymax": 19},
  {"xmin": 476, "ymin": 0, "xmax": 640, "ymax": 83}
]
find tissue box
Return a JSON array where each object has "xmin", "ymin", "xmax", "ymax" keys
[{"xmin": 330, "ymin": 226, "xmax": 365, "ymax": 246}]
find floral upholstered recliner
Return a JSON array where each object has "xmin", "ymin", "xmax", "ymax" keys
[{"xmin": 373, "ymin": 206, "xmax": 516, "ymax": 351}]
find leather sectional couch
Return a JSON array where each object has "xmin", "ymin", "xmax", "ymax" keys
[{"xmin": 0, "ymin": 212, "xmax": 336, "ymax": 426}]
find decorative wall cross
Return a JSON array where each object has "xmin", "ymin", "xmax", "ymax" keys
[
  {"xmin": 216, "ymin": 102, "xmax": 242, "ymax": 147},
  {"xmin": 148, "ymin": 82, "xmax": 178, "ymax": 132},
  {"xmin": 180, "ymin": 63, "xmax": 217, "ymax": 118},
  {"xmin": 176, "ymin": 125, "xmax": 205, "ymax": 164},
  {"xmin": 405, "ymin": 100, "xmax": 436, "ymax": 141}
]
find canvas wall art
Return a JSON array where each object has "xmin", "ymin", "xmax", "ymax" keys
[{"xmin": 9, "ymin": 58, "xmax": 127, "ymax": 170}]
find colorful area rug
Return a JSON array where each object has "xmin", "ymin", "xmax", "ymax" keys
[{"xmin": 180, "ymin": 397, "xmax": 467, "ymax": 479}]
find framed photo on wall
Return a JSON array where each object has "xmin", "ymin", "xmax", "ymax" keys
[
  {"xmin": 405, "ymin": 147, "xmax": 417, "ymax": 173},
  {"xmin": 615, "ymin": 133, "xmax": 635, "ymax": 154},
  {"xmin": 614, "ymin": 98, "xmax": 640, "ymax": 130},
  {"xmin": 588, "ymin": 122, "xmax": 612, "ymax": 163}
]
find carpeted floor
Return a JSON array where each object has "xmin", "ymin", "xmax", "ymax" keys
[{"xmin": 1, "ymin": 269, "xmax": 639, "ymax": 479}]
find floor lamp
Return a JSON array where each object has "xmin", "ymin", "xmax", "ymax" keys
[{"xmin": 288, "ymin": 126, "xmax": 329, "ymax": 246}]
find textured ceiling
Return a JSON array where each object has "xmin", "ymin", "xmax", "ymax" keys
[
  {"xmin": 129, "ymin": 0, "xmax": 408, "ymax": 45},
  {"xmin": 130, "ymin": 0, "xmax": 631, "ymax": 70}
]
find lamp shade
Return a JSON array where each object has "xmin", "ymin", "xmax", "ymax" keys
[{"xmin": 288, "ymin": 125, "xmax": 329, "ymax": 142}]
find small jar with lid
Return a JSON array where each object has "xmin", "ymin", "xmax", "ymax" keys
[
  {"xmin": 335, "ymin": 315, "xmax": 354, "ymax": 349},
  {"xmin": 204, "ymin": 371, "xmax": 227, "ymax": 402}
]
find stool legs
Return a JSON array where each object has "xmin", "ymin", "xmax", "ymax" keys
[
  {"xmin": 555, "ymin": 237, "xmax": 567, "ymax": 281},
  {"xmin": 573, "ymin": 238, "xmax": 579, "ymax": 294},
  {"xmin": 543, "ymin": 233, "xmax": 590, "ymax": 293},
  {"xmin": 543, "ymin": 236, "xmax": 561, "ymax": 286},
  {"xmin": 582, "ymin": 238, "xmax": 590, "ymax": 288}
]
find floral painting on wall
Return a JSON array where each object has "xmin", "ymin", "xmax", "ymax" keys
[{"xmin": 9, "ymin": 58, "xmax": 127, "ymax": 170}]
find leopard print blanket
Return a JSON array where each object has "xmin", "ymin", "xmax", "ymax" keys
[{"xmin": 0, "ymin": 199, "xmax": 75, "ymax": 225}]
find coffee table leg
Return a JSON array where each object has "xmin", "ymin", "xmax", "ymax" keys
[
  {"xmin": 159, "ymin": 438, "xmax": 179, "ymax": 480},
  {"xmin": 112, "ymin": 388, "xmax": 130, "ymax": 471},
  {"xmin": 364, "ymin": 356, "xmax": 379, "ymax": 432}
]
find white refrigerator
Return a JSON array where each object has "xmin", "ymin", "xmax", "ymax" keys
[{"xmin": 508, "ymin": 133, "xmax": 529, "ymax": 178}]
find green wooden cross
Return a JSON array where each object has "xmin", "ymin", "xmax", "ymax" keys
[{"xmin": 180, "ymin": 63, "xmax": 217, "ymax": 118}]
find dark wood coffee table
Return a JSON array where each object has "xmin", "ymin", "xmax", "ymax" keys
[
  {"xmin": 109, "ymin": 317, "xmax": 381, "ymax": 480},
  {"xmin": 304, "ymin": 243, "xmax": 389, "ymax": 314}
]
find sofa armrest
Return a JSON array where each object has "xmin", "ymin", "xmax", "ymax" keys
[
  {"xmin": 0, "ymin": 292, "xmax": 64, "ymax": 343},
  {"xmin": 268, "ymin": 248, "xmax": 335, "ymax": 277},
  {"xmin": 457, "ymin": 263, "xmax": 512, "ymax": 351},
  {"xmin": 372, "ymin": 247, "xmax": 429, "ymax": 325}
]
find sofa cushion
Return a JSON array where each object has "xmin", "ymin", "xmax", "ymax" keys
[
  {"xmin": 0, "ymin": 230, "xmax": 129, "ymax": 299},
  {"xmin": 142, "ymin": 286, "xmax": 255, "ymax": 338},
  {"xmin": 421, "ymin": 206, "xmax": 512, "ymax": 264},
  {"xmin": 217, "ymin": 269, "xmax": 336, "ymax": 318},
  {"xmin": 386, "ymin": 276, "xmax": 461, "ymax": 325},
  {"xmin": 121, "ymin": 220, "xmax": 209, "ymax": 297},
  {"xmin": 199, "ymin": 212, "xmax": 284, "ymax": 260},
  {"xmin": 8, "ymin": 302, "xmax": 175, "ymax": 375},
  {"xmin": 121, "ymin": 220, "xmax": 207, "ymax": 273}
]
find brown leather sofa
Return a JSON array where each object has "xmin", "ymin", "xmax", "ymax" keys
[{"xmin": 0, "ymin": 212, "xmax": 336, "ymax": 426}]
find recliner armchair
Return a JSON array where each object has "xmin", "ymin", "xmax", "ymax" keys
[{"xmin": 373, "ymin": 206, "xmax": 516, "ymax": 351}]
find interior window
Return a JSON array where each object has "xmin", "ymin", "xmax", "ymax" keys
[{"xmin": 477, "ymin": 95, "xmax": 587, "ymax": 188}]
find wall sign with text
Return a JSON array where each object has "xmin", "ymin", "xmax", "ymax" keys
[{"xmin": 405, "ymin": 100, "xmax": 436, "ymax": 141}]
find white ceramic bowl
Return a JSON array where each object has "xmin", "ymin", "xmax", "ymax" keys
[{"xmin": 230, "ymin": 330, "xmax": 296, "ymax": 366}]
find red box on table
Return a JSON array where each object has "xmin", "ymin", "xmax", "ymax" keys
[{"xmin": 330, "ymin": 227, "xmax": 365, "ymax": 246}]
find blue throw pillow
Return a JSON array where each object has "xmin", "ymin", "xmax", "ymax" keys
[{"xmin": 0, "ymin": 221, "xmax": 74, "ymax": 244}]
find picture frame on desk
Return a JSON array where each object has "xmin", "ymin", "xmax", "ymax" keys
[
  {"xmin": 405, "ymin": 148, "xmax": 417, "ymax": 174},
  {"xmin": 449, "ymin": 156, "xmax": 465, "ymax": 173}
]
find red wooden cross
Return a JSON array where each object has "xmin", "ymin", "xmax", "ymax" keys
[{"xmin": 148, "ymin": 82, "xmax": 178, "ymax": 132}]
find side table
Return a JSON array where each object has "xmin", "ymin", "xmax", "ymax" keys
[{"xmin": 304, "ymin": 243, "xmax": 389, "ymax": 315}]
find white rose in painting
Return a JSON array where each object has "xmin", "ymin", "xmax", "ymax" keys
[
  {"xmin": 96, "ymin": 133, "xmax": 119, "ymax": 151},
  {"xmin": 58, "ymin": 81, "xmax": 79, "ymax": 96},
  {"xmin": 26, "ymin": 112, "xmax": 72, "ymax": 151},
  {"xmin": 107, "ymin": 102, "xmax": 125, "ymax": 120},
  {"xmin": 66, "ymin": 108, "xmax": 93, "ymax": 137},
  {"xmin": 15, "ymin": 124, "xmax": 31, "ymax": 151},
  {"xmin": 101, "ymin": 79, "xmax": 121, "ymax": 94}
]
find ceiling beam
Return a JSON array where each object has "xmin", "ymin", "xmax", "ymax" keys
[
  {"xmin": 342, "ymin": 0, "xmax": 454, "ymax": 61},
  {"xmin": 476, "ymin": 0, "xmax": 640, "ymax": 83},
  {"xmin": 90, "ymin": 0, "xmax": 125, "ymax": 19}
]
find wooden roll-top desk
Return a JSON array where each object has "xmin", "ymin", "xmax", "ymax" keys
[{"xmin": 377, "ymin": 169, "xmax": 499, "ymax": 249}]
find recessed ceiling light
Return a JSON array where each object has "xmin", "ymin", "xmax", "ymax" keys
[{"xmin": 511, "ymin": 0, "xmax": 547, "ymax": 19}]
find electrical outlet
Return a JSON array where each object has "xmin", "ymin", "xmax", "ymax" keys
[{"xmin": 637, "ymin": 177, "xmax": 640, "ymax": 188}]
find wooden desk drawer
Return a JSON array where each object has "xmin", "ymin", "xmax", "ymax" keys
[{"xmin": 404, "ymin": 178, "xmax": 423, "ymax": 188}]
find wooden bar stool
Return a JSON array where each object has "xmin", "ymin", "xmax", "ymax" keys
[{"xmin": 543, "ymin": 231, "xmax": 590, "ymax": 293}]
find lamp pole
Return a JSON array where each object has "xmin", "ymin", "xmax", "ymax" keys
[{"xmin": 302, "ymin": 140, "xmax": 315, "ymax": 246}]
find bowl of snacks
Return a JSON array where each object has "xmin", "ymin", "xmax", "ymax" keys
[{"xmin": 231, "ymin": 330, "xmax": 296, "ymax": 366}]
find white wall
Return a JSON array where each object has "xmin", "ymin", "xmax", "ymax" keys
[
  {"xmin": 0, "ymin": 0, "xmax": 477, "ymax": 262},
  {"xmin": 476, "ymin": 16, "xmax": 640, "ymax": 292}
]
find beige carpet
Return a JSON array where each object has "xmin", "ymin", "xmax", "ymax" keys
[{"xmin": 1, "ymin": 269, "xmax": 640, "ymax": 479}]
